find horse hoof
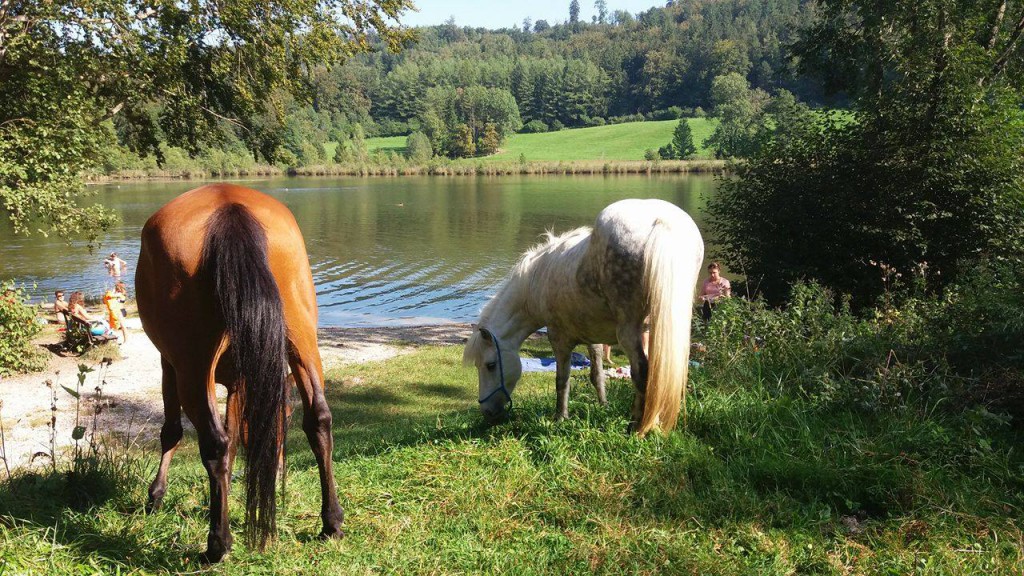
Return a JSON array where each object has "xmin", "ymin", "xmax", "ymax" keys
[
  {"xmin": 145, "ymin": 498, "xmax": 162, "ymax": 514},
  {"xmin": 319, "ymin": 527, "xmax": 345, "ymax": 540},
  {"xmin": 200, "ymin": 533, "xmax": 231, "ymax": 563},
  {"xmin": 200, "ymin": 549, "xmax": 228, "ymax": 564}
]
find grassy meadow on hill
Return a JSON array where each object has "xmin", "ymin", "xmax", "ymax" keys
[{"xmin": 350, "ymin": 119, "xmax": 720, "ymax": 164}]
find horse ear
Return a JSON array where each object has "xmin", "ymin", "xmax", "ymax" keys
[{"xmin": 478, "ymin": 327, "xmax": 493, "ymax": 342}]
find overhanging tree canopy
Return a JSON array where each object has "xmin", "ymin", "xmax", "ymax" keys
[{"xmin": 0, "ymin": 0, "xmax": 415, "ymax": 241}]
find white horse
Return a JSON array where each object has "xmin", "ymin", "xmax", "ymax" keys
[{"xmin": 464, "ymin": 198, "xmax": 704, "ymax": 435}]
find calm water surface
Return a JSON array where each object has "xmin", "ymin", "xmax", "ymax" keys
[{"xmin": 0, "ymin": 175, "xmax": 718, "ymax": 327}]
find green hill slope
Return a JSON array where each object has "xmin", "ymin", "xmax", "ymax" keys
[{"xmin": 356, "ymin": 119, "xmax": 718, "ymax": 164}]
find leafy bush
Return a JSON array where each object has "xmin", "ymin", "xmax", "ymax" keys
[
  {"xmin": 0, "ymin": 283, "xmax": 46, "ymax": 376},
  {"xmin": 549, "ymin": 119, "xmax": 565, "ymax": 131},
  {"xmin": 696, "ymin": 275, "xmax": 1024, "ymax": 415},
  {"xmin": 649, "ymin": 107, "xmax": 684, "ymax": 120},
  {"xmin": 376, "ymin": 119, "xmax": 410, "ymax": 137},
  {"xmin": 643, "ymin": 148, "xmax": 658, "ymax": 161},
  {"xmin": 521, "ymin": 120, "xmax": 549, "ymax": 133},
  {"xmin": 607, "ymin": 113, "xmax": 645, "ymax": 125},
  {"xmin": 405, "ymin": 131, "xmax": 433, "ymax": 163}
]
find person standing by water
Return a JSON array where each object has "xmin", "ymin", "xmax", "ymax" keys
[
  {"xmin": 114, "ymin": 281, "xmax": 128, "ymax": 319},
  {"xmin": 699, "ymin": 262, "xmax": 731, "ymax": 322},
  {"xmin": 104, "ymin": 286, "xmax": 128, "ymax": 343},
  {"xmin": 103, "ymin": 252, "xmax": 128, "ymax": 278}
]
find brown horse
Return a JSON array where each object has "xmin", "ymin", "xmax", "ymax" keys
[{"xmin": 136, "ymin": 184, "xmax": 344, "ymax": 562}]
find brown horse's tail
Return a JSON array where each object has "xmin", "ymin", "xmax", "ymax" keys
[
  {"xmin": 202, "ymin": 203, "xmax": 288, "ymax": 551},
  {"xmin": 639, "ymin": 216, "xmax": 703, "ymax": 436}
]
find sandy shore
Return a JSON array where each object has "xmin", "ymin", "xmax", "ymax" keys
[{"xmin": 0, "ymin": 320, "xmax": 472, "ymax": 471}]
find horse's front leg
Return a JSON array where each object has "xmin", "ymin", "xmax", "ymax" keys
[
  {"xmin": 586, "ymin": 344, "xmax": 607, "ymax": 405},
  {"xmin": 548, "ymin": 333, "xmax": 575, "ymax": 421}
]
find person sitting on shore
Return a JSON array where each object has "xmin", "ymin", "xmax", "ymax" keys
[
  {"xmin": 54, "ymin": 290, "xmax": 70, "ymax": 328},
  {"xmin": 68, "ymin": 291, "xmax": 116, "ymax": 338},
  {"xmin": 699, "ymin": 262, "xmax": 731, "ymax": 322}
]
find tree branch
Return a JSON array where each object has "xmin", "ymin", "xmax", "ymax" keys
[
  {"xmin": 158, "ymin": 88, "xmax": 249, "ymax": 132},
  {"xmin": 992, "ymin": 9, "xmax": 1024, "ymax": 78},
  {"xmin": 987, "ymin": 0, "xmax": 1006, "ymax": 50}
]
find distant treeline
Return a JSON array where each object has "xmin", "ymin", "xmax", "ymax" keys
[{"xmin": 104, "ymin": 0, "xmax": 821, "ymax": 172}]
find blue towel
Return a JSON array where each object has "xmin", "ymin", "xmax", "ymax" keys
[{"xmin": 521, "ymin": 352, "xmax": 592, "ymax": 373}]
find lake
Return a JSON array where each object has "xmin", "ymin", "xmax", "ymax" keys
[{"xmin": 0, "ymin": 175, "xmax": 718, "ymax": 327}]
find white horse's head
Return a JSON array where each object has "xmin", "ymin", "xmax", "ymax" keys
[{"xmin": 463, "ymin": 326, "xmax": 522, "ymax": 421}]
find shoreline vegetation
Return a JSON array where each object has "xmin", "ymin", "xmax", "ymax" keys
[
  {"xmin": 85, "ymin": 120, "xmax": 727, "ymax": 183},
  {"xmin": 86, "ymin": 159, "xmax": 728, "ymax": 181}
]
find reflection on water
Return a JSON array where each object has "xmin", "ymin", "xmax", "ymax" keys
[{"xmin": 0, "ymin": 175, "xmax": 718, "ymax": 327}]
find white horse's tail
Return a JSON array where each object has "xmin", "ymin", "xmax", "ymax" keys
[{"xmin": 639, "ymin": 217, "xmax": 703, "ymax": 435}]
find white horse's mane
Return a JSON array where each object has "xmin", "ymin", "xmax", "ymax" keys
[{"xmin": 463, "ymin": 226, "xmax": 591, "ymax": 366}]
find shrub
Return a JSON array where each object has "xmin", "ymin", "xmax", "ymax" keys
[
  {"xmin": 657, "ymin": 144, "xmax": 677, "ymax": 159},
  {"xmin": 405, "ymin": 131, "xmax": 433, "ymax": 163},
  {"xmin": 0, "ymin": 283, "xmax": 46, "ymax": 376},
  {"xmin": 549, "ymin": 119, "xmax": 565, "ymax": 131},
  {"xmin": 643, "ymin": 148, "xmax": 658, "ymax": 161},
  {"xmin": 649, "ymin": 107, "xmax": 684, "ymax": 121},
  {"xmin": 521, "ymin": 120, "xmax": 549, "ymax": 133},
  {"xmin": 377, "ymin": 119, "xmax": 410, "ymax": 137},
  {"xmin": 696, "ymin": 283, "xmax": 928, "ymax": 411}
]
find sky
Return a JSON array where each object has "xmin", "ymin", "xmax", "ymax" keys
[{"xmin": 399, "ymin": 0, "xmax": 663, "ymax": 30}]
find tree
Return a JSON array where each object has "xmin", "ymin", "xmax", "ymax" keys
[
  {"xmin": 710, "ymin": 1, "xmax": 1024, "ymax": 305},
  {"xmin": 595, "ymin": 0, "xmax": 608, "ymax": 24},
  {"xmin": 672, "ymin": 119, "xmax": 697, "ymax": 159},
  {"xmin": 703, "ymin": 73, "xmax": 768, "ymax": 158},
  {"xmin": 405, "ymin": 131, "xmax": 433, "ymax": 163},
  {"xmin": 448, "ymin": 124, "xmax": 476, "ymax": 158},
  {"xmin": 477, "ymin": 123, "xmax": 502, "ymax": 155},
  {"xmin": 0, "ymin": 0, "xmax": 415, "ymax": 241},
  {"xmin": 534, "ymin": 19, "xmax": 551, "ymax": 33},
  {"xmin": 569, "ymin": 0, "xmax": 581, "ymax": 24}
]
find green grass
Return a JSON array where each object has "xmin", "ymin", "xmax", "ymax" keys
[
  {"xmin": 343, "ymin": 119, "xmax": 719, "ymax": 164},
  {"xmin": 477, "ymin": 119, "xmax": 718, "ymax": 163},
  {"xmin": 1, "ymin": 337, "xmax": 1022, "ymax": 574}
]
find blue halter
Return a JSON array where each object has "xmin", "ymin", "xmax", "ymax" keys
[{"xmin": 477, "ymin": 327, "xmax": 513, "ymax": 409}]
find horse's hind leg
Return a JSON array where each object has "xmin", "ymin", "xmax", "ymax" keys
[
  {"xmin": 178, "ymin": 358, "xmax": 233, "ymax": 562},
  {"xmin": 147, "ymin": 356, "xmax": 182, "ymax": 513},
  {"xmin": 617, "ymin": 325, "xmax": 649, "ymax": 433},
  {"xmin": 290, "ymin": 353, "xmax": 344, "ymax": 539},
  {"xmin": 225, "ymin": 387, "xmax": 242, "ymax": 476},
  {"xmin": 586, "ymin": 344, "xmax": 608, "ymax": 405}
]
